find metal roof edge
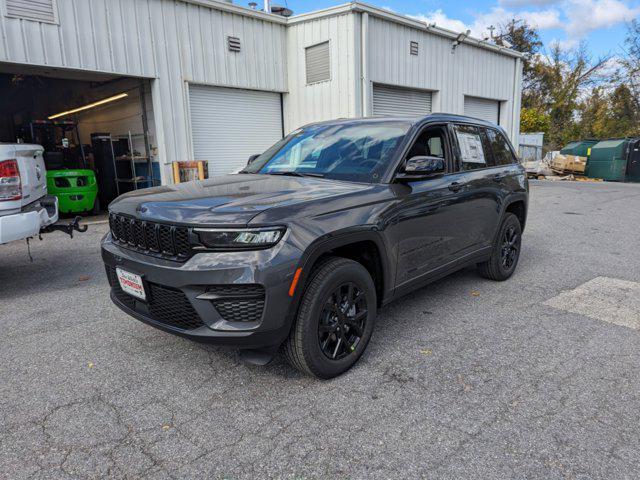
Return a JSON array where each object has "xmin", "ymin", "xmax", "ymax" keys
[
  {"xmin": 288, "ymin": 2, "xmax": 524, "ymax": 59},
  {"xmin": 181, "ymin": 0, "xmax": 288, "ymax": 24}
]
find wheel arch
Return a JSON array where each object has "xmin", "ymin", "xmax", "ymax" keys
[
  {"xmin": 286, "ymin": 229, "xmax": 393, "ymax": 324},
  {"xmin": 502, "ymin": 194, "xmax": 528, "ymax": 232}
]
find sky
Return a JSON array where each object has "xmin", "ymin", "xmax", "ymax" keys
[{"xmin": 283, "ymin": 0, "xmax": 640, "ymax": 58}]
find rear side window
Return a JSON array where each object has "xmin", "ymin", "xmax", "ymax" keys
[
  {"xmin": 486, "ymin": 129, "xmax": 517, "ymax": 165},
  {"xmin": 452, "ymin": 125, "xmax": 488, "ymax": 171}
]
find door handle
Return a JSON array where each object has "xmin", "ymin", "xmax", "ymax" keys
[
  {"xmin": 492, "ymin": 173, "xmax": 507, "ymax": 183},
  {"xmin": 448, "ymin": 182, "xmax": 462, "ymax": 192}
]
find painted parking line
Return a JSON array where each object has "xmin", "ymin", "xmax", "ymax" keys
[{"xmin": 545, "ymin": 277, "xmax": 640, "ymax": 330}]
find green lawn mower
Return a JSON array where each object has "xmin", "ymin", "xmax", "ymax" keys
[{"xmin": 28, "ymin": 120, "xmax": 99, "ymax": 215}]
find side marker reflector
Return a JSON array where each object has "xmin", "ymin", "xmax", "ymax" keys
[{"xmin": 289, "ymin": 268, "xmax": 303, "ymax": 297}]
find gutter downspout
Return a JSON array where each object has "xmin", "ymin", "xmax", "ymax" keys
[
  {"xmin": 361, "ymin": 12, "xmax": 370, "ymax": 117},
  {"xmin": 511, "ymin": 57, "xmax": 522, "ymax": 143}
]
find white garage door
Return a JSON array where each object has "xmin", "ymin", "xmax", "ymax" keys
[
  {"xmin": 464, "ymin": 96, "xmax": 500, "ymax": 124},
  {"xmin": 189, "ymin": 85, "xmax": 283, "ymax": 177},
  {"xmin": 372, "ymin": 84, "xmax": 432, "ymax": 117}
]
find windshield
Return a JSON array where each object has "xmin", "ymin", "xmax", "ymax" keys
[{"xmin": 243, "ymin": 121, "xmax": 411, "ymax": 183}]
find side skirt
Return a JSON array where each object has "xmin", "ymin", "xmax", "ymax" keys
[{"xmin": 386, "ymin": 246, "xmax": 492, "ymax": 304}]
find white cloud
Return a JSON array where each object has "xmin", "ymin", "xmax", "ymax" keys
[
  {"xmin": 410, "ymin": 0, "xmax": 639, "ymax": 45},
  {"xmin": 410, "ymin": 6, "xmax": 562, "ymax": 38},
  {"xmin": 410, "ymin": 10, "xmax": 470, "ymax": 34},
  {"xmin": 563, "ymin": 0, "xmax": 640, "ymax": 39}
]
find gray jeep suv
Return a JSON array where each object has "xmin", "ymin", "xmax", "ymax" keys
[{"xmin": 102, "ymin": 114, "xmax": 528, "ymax": 378}]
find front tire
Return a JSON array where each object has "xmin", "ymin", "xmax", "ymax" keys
[
  {"xmin": 477, "ymin": 212, "xmax": 522, "ymax": 281},
  {"xmin": 283, "ymin": 257, "xmax": 377, "ymax": 379}
]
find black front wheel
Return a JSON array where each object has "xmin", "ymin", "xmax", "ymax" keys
[
  {"xmin": 283, "ymin": 257, "xmax": 377, "ymax": 379},
  {"xmin": 477, "ymin": 212, "xmax": 522, "ymax": 281}
]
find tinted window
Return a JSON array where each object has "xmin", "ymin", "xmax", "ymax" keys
[
  {"xmin": 244, "ymin": 121, "xmax": 411, "ymax": 183},
  {"xmin": 453, "ymin": 125, "xmax": 488, "ymax": 171},
  {"xmin": 486, "ymin": 129, "xmax": 517, "ymax": 165},
  {"xmin": 405, "ymin": 126, "xmax": 447, "ymax": 160}
]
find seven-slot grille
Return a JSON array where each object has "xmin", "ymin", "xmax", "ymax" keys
[{"xmin": 109, "ymin": 213, "xmax": 191, "ymax": 259}]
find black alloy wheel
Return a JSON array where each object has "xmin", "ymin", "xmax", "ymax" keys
[
  {"xmin": 501, "ymin": 223, "xmax": 520, "ymax": 270},
  {"xmin": 318, "ymin": 282, "xmax": 368, "ymax": 360},
  {"xmin": 283, "ymin": 257, "xmax": 377, "ymax": 379},
  {"xmin": 477, "ymin": 212, "xmax": 522, "ymax": 281}
]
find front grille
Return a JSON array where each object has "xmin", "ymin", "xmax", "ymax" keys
[
  {"xmin": 208, "ymin": 284, "xmax": 265, "ymax": 323},
  {"xmin": 105, "ymin": 266, "xmax": 204, "ymax": 331},
  {"xmin": 109, "ymin": 213, "xmax": 191, "ymax": 261}
]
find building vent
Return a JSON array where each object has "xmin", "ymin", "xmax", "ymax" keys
[
  {"xmin": 305, "ymin": 41, "xmax": 330, "ymax": 84},
  {"xmin": 5, "ymin": 0, "xmax": 57, "ymax": 23},
  {"xmin": 227, "ymin": 36, "xmax": 241, "ymax": 52},
  {"xmin": 410, "ymin": 41, "xmax": 419, "ymax": 55}
]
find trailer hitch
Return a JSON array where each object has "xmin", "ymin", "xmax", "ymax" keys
[{"xmin": 42, "ymin": 216, "xmax": 88, "ymax": 238}]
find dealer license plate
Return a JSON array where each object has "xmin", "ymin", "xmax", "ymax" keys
[{"xmin": 116, "ymin": 268, "xmax": 146, "ymax": 301}]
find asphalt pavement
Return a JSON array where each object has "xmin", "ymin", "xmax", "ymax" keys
[{"xmin": 1, "ymin": 180, "xmax": 640, "ymax": 479}]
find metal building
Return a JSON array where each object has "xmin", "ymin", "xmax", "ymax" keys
[{"xmin": 0, "ymin": 0, "xmax": 522, "ymax": 187}]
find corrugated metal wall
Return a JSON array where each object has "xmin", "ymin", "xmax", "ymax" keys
[
  {"xmin": 0, "ymin": 0, "xmax": 288, "ymax": 175},
  {"xmin": 367, "ymin": 15, "xmax": 520, "ymax": 140},
  {"xmin": 283, "ymin": 13, "xmax": 359, "ymax": 133}
]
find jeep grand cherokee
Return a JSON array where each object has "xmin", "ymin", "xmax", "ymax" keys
[{"xmin": 102, "ymin": 114, "xmax": 528, "ymax": 378}]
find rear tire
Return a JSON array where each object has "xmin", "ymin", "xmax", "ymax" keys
[
  {"xmin": 477, "ymin": 213, "xmax": 522, "ymax": 281},
  {"xmin": 283, "ymin": 257, "xmax": 377, "ymax": 379}
]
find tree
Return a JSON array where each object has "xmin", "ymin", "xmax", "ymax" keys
[
  {"xmin": 575, "ymin": 87, "xmax": 609, "ymax": 139},
  {"xmin": 520, "ymin": 107, "xmax": 550, "ymax": 134},
  {"xmin": 604, "ymin": 84, "xmax": 640, "ymax": 137},
  {"xmin": 494, "ymin": 19, "xmax": 544, "ymax": 109},
  {"xmin": 531, "ymin": 43, "xmax": 609, "ymax": 148},
  {"xmin": 619, "ymin": 19, "xmax": 640, "ymax": 113}
]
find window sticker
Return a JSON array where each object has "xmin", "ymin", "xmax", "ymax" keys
[{"xmin": 457, "ymin": 132, "xmax": 486, "ymax": 164}]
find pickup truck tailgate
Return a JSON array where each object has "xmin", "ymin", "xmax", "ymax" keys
[
  {"xmin": 14, "ymin": 144, "xmax": 47, "ymax": 207},
  {"xmin": 1, "ymin": 144, "xmax": 47, "ymax": 214}
]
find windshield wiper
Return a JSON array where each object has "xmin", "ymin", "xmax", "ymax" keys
[{"xmin": 266, "ymin": 171, "xmax": 325, "ymax": 178}]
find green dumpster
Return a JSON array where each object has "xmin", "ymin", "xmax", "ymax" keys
[
  {"xmin": 560, "ymin": 139, "xmax": 599, "ymax": 158},
  {"xmin": 627, "ymin": 139, "xmax": 640, "ymax": 182},
  {"xmin": 585, "ymin": 139, "xmax": 636, "ymax": 182}
]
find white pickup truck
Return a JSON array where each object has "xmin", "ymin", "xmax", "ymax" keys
[{"xmin": 0, "ymin": 143, "xmax": 59, "ymax": 245}]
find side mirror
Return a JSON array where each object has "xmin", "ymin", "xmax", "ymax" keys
[
  {"xmin": 398, "ymin": 155, "xmax": 445, "ymax": 179},
  {"xmin": 247, "ymin": 154, "xmax": 260, "ymax": 166}
]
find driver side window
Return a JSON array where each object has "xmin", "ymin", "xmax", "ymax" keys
[{"xmin": 405, "ymin": 126, "xmax": 447, "ymax": 161}]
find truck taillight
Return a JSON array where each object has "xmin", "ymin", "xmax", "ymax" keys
[{"xmin": 0, "ymin": 159, "xmax": 22, "ymax": 201}]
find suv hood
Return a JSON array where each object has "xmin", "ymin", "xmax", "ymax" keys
[{"xmin": 109, "ymin": 174, "xmax": 375, "ymax": 225}]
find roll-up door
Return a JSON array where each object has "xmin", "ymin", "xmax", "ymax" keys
[
  {"xmin": 372, "ymin": 84, "xmax": 432, "ymax": 116},
  {"xmin": 189, "ymin": 85, "xmax": 283, "ymax": 177},
  {"xmin": 464, "ymin": 96, "xmax": 500, "ymax": 124}
]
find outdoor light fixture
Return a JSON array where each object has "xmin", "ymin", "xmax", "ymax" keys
[{"xmin": 48, "ymin": 92, "xmax": 129, "ymax": 119}]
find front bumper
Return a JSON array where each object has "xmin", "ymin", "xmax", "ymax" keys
[
  {"xmin": 0, "ymin": 196, "xmax": 58, "ymax": 244},
  {"xmin": 101, "ymin": 233, "xmax": 303, "ymax": 349}
]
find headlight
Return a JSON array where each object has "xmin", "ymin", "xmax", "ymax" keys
[{"xmin": 194, "ymin": 227, "xmax": 285, "ymax": 250}]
